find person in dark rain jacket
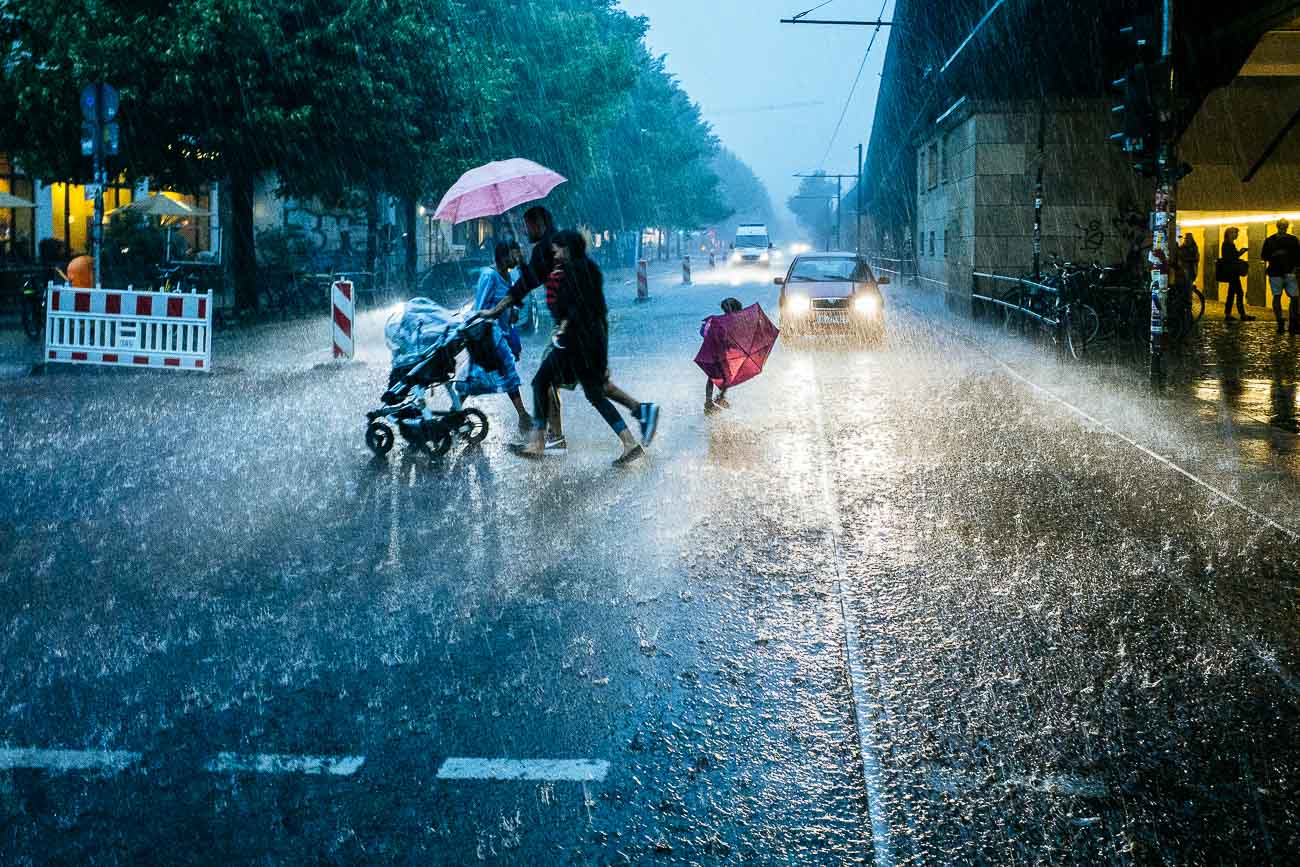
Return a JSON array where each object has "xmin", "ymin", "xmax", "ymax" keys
[{"xmin": 513, "ymin": 230, "xmax": 656, "ymax": 466}]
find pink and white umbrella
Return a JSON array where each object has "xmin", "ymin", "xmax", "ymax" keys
[{"xmin": 433, "ymin": 158, "xmax": 567, "ymax": 224}]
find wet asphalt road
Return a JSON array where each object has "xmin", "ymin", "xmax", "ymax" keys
[{"xmin": 1, "ymin": 267, "xmax": 1298, "ymax": 865}]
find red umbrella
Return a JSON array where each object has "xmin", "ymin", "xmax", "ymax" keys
[{"xmin": 694, "ymin": 303, "xmax": 780, "ymax": 388}]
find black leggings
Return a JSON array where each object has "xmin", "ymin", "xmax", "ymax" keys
[
  {"xmin": 532, "ymin": 350, "xmax": 627, "ymax": 434},
  {"xmin": 1224, "ymin": 278, "xmax": 1245, "ymax": 316}
]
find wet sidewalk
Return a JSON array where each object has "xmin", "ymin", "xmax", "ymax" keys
[
  {"xmin": 891, "ymin": 283, "xmax": 1300, "ymax": 536},
  {"xmin": 1168, "ymin": 313, "xmax": 1300, "ymax": 434}
]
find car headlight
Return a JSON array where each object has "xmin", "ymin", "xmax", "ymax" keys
[
  {"xmin": 854, "ymin": 295, "xmax": 879, "ymax": 315},
  {"xmin": 729, "ymin": 252, "xmax": 742, "ymax": 263},
  {"xmin": 786, "ymin": 294, "xmax": 811, "ymax": 314},
  {"xmin": 759, "ymin": 252, "xmax": 770, "ymax": 263}
]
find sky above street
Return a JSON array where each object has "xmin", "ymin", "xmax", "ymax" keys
[{"xmin": 618, "ymin": 0, "xmax": 893, "ymax": 232}]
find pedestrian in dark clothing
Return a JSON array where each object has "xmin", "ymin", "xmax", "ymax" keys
[
  {"xmin": 1179, "ymin": 233, "xmax": 1200, "ymax": 291},
  {"xmin": 514, "ymin": 230, "xmax": 656, "ymax": 466},
  {"xmin": 1218, "ymin": 227, "xmax": 1253, "ymax": 321},
  {"xmin": 1262, "ymin": 218, "xmax": 1300, "ymax": 334},
  {"xmin": 479, "ymin": 206, "xmax": 567, "ymax": 448}
]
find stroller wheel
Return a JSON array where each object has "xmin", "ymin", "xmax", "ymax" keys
[
  {"xmin": 459, "ymin": 408, "xmax": 490, "ymax": 444},
  {"xmin": 365, "ymin": 421, "xmax": 395, "ymax": 456},
  {"xmin": 423, "ymin": 421, "xmax": 453, "ymax": 457}
]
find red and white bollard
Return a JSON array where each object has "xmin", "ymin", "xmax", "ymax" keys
[
  {"xmin": 636, "ymin": 259, "xmax": 649, "ymax": 303},
  {"xmin": 682, "ymin": 255, "xmax": 692, "ymax": 285},
  {"xmin": 332, "ymin": 278, "xmax": 355, "ymax": 359}
]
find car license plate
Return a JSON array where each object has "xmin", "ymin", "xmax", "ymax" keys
[{"xmin": 816, "ymin": 312, "xmax": 847, "ymax": 324}]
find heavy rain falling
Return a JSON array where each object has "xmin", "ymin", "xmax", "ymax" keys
[{"xmin": 2, "ymin": 0, "xmax": 1300, "ymax": 863}]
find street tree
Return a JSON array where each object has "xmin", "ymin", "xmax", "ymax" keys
[
  {"xmin": 2, "ymin": 0, "xmax": 481, "ymax": 309},
  {"xmin": 711, "ymin": 147, "xmax": 776, "ymax": 240}
]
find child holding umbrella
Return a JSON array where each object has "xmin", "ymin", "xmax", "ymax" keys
[{"xmin": 696, "ymin": 297, "xmax": 779, "ymax": 415}]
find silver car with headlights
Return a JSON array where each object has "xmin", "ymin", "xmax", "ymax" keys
[{"xmin": 774, "ymin": 252, "xmax": 888, "ymax": 342}]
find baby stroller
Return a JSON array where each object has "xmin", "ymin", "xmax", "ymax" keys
[{"xmin": 365, "ymin": 299, "xmax": 503, "ymax": 457}]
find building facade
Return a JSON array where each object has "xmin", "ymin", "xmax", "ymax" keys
[{"xmin": 861, "ymin": 0, "xmax": 1300, "ymax": 309}]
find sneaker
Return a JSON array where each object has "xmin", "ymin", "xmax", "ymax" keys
[
  {"xmin": 638, "ymin": 402, "xmax": 661, "ymax": 446},
  {"xmin": 1279, "ymin": 322, "xmax": 1288, "ymax": 335},
  {"xmin": 544, "ymin": 435, "xmax": 568, "ymax": 453},
  {"xmin": 509, "ymin": 441, "xmax": 544, "ymax": 460},
  {"xmin": 1242, "ymin": 314, "xmax": 1257, "ymax": 321},
  {"xmin": 715, "ymin": 396, "xmax": 731, "ymax": 409},
  {"xmin": 1225, "ymin": 314, "xmax": 1236, "ymax": 321},
  {"xmin": 704, "ymin": 401, "xmax": 721, "ymax": 416},
  {"xmin": 612, "ymin": 444, "xmax": 645, "ymax": 467}
]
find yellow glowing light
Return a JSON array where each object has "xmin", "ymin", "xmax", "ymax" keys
[{"xmin": 1179, "ymin": 212, "xmax": 1300, "ymax": 228}]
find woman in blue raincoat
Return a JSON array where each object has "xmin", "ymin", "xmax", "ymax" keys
[{"xmin": 462, "ymin": 242, "xmax": 532, "ymax": 437}]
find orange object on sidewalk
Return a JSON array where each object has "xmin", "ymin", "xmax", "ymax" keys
[{"xmin": 67, "ymin": 256, "xmax": 94, "ymax": 288}]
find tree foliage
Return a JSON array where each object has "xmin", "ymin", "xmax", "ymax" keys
[
  {"xmin": 710, "ymin": 147, "xmax": 775, "ymax": 239},
  {"xmin": 1, "ymin": 0, "xmax": 730, "ymax": 305}
]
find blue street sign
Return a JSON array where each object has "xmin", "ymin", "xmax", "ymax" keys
[{"xmin": 79, "ymin": 83, "xmax": 120, "ymax": 123}]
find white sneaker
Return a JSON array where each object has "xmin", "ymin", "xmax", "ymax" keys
[{"xmin": 544, "ymin": 436, "xmax": 568, "ymax": 453}]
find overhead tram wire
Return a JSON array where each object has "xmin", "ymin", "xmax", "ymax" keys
[
  {"xmin": 818, "ymin": 0, "xmax": 891, "ymax": 170},
  {"xmin": 788, "ymin": 0, "xmax": 839, "ymax": 21}
]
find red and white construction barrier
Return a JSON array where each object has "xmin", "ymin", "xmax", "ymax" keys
[
  {"xmin": 44, "ymin": 283, "xmax": 212, "ymax": 371},
  {"xmin": 332, "ymin": 278, "xmax": 355, "ymax": 359}
]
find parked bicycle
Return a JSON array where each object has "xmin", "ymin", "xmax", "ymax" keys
[{"xmin": 20, "ymin": 274, "xmax": 46, "ymax": 341}]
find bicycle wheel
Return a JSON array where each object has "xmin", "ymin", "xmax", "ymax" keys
[
  {"xmin": 21, "ymin": 292, "xmax": 45, "ymax": 341},
  {"xmin": 1065, "ymin": 304, "xmax": 1100, "ymax": 360},
  {"xmin": 1190, "ymin": 288, "xmax": 1205, "ymax": 323}
]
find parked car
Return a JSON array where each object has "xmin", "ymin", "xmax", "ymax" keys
[{"xmin": 774, "ymin": 252, "xmax": 888, "ymax": 342}]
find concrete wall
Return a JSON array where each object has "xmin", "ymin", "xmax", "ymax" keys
[{"xmin": 915, "ymin": 100, "xmax": 1154, "ymax": 305}]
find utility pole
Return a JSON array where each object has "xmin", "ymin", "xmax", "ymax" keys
[
  {"xmin": 856, "ymin": 143, "xmax": 864, "ymax": 257},
  {"xmin": 835, "ymin": 175, "xmax": 843, "ymax": 250},
  {"xmin": 1110, "ymin": 5, "xmax": 1184, "ymax": 385},
  {"xmin": 1149, "ymin": 0, "xmax": 1176, "ymax": 385},
  {"xmin": 1032, "ymin": 109, "xmax": 1045, "ymax": 281},
  {"xmin": 794, "ymin": 171, "xmax": 859, "ymax": 251},
  {"xmin": 79, "ymin": 82, "xmax": 119, "ymax": 289}
]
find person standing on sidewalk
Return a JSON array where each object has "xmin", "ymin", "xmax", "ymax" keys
[
  {"xmin": 1218, "ymin": 227, "xmax": 1253, "ymax": 322},
  {"xmin": 514, "ymin": 230, "xmax": 657, "ymax": 467},
  {"xmin": 1262, "ymin": 218, "xmax": 1300, "ymax": 335},
  {"xmin": 1179, "ymin": 233, "xmax": 1200, "ymax": 292}
]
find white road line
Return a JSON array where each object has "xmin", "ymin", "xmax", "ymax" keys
[
  {"xmin": 436, "ymin": 758, "xmax": 610, "ymax": 782},
  {"xmin": 809, "ymin": 377, "xmax": 896, "ymax": 867},
  {"xmin": 0, "ymin": 747, "xmax": 141, "ymax": 772},
  {"xmin": 203, "ymin": 752, "xmax": 366, "ymax": 776}
]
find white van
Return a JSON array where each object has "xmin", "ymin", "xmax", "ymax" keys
[{"xmin": 731, "ymin": 224, "xmax": 773, "ymax": 268}]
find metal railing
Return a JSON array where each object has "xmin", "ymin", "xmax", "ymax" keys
[{"xmin": 971, "ymin": 271, "xmax": 1061, "ymax": 328}]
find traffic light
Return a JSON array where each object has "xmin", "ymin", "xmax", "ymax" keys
[{"xmin": 1110, "ymin": 17, "xmax": 1163, "ymax": 176}]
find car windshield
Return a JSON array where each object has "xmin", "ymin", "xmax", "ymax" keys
[
  {"xmin": 788, "ymin": 258, "xmax": 872, "ymax": 282},
  {"xmin": 736, "ymin": 237, "xmax": 768, "ymax": 249}
]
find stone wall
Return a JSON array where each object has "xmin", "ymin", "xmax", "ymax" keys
[{"xmin": 915, "ymin": 100, "xmax": 1154, "ymax": 306}]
